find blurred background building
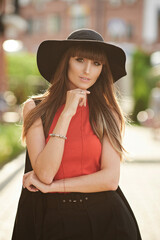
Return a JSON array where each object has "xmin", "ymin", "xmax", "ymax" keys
[
  {"xmin": 0, "ymin": 0, "xmax": 160, "ymax": 114},
  {"xmin": 2, "ymin": 0, "xmax": 160, "ymax": 51},
  {"xmin": 12, "ymin": 0, "xmax": 144, "ymax": 51},
  {"xmin": 3, "ymin": 0, "xmax": 160, "ymax": 50},
  {"xmin": 0, "ymin": 3, "xmax": 160, "ymax": 239}
]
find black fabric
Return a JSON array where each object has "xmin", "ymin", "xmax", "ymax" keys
[
  {"xmin": 12, "ymin": 99, "xmax": 142, "ymax": 239},
  {"xmin": 42, "ymin": 191, "xmax": 138, "ymax": 240},
  {"xmin": 12, "ymin": 150, "xmax": 142, "ymax": 240},
  {"xmin": 67, "ymin": 29, "xmax": 104, "ymax": 41}
]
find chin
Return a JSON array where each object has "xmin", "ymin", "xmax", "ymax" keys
[
  {"xmin": 69, "ymin": 81, "xmax": 91, "ymax": 90},
  {"xmin": 78, "ymin": 84, "xmax": 91, "ymax": 90}
]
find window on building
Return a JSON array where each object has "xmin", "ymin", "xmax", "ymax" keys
[
  {"xmin": 108, "ymin": 18, "xmax": 126, "ymax": 40},
  {"xmin": 109, "ymin": 0, "xmax": 122, "ymax": 7},
  {"xmin": 34, "ymin": 18, "xmax": 45, "ymax": 33},
  {"xmin": 33, "ymin": 0, "xmax": 45, "ymax": 11},
  {"xmin": 123, "ymin": 0, "xmax": 137, "ymax": 4},
  {"xmin": 27, "ymin": 18, "xmax": 45, "ymax": 34},
  {"xmin": 45, "ymin": 0, "xmax": 57, "ymax": 2},
  {"xmin": 62, "ymin": 0, "xmax": 78, "ymax": 3},
  {"xmin": 47, "ymin": 15, "xmax": 61, "ymax": 34},
  {"xmin": 107, "ymin": 18, "xmax": 134, "ymax": 41},
  {"xmin": 27, "ymin": 18, "xmax": 33, "ymax": 34},
  {"xmin": 71, "ymin": 16, "xmax": 89, "ymax": 30},
  {"xmin": 69, "ymin": 4, "xmax": 90, "ymax": 30},
  {"xmin": 126, "ymin": 23, "xmax": 134, "ymax": 39},
  {"xmin": 19, "ymin": 0, "xmax": 57, "ymax": 7},
  {"xmin": 19, "ymin": 0, "xmax": 32, "ymax": 7}
]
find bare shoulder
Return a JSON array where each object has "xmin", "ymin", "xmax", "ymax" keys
[{"xmin": 23, "ymin": 99, "xmax": 36, "ymax": 118}]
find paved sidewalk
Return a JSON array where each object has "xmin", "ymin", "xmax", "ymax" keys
[
  {"xmin": 0, "ymin": 168, "xmax": 23, "ymax": 240},
  {"xmin": 120, "ymin": 162, "xmax": 160, "ymax": 240},
  {"xmin": 123, "ymin": 125, "xmax": 160, "ymax": 162},
  {"xmin": 0, "ymin": 152, "xmax": 25, "ymax": 191}
]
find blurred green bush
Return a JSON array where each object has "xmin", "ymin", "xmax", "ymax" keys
[
  {"xmin": 132, "ymin": 49, "xmax": 152, "ymax": 122},
  {"xmin": 0, "ymin": 124, "xmax": 25, "ymax": 168},
  {"xmin": 7, "ymin": 52, "xmax": 49, "ymax": 104},
  {"xmin": 0, "ymin": 53, "xmax": 49, "ymax": 167}
]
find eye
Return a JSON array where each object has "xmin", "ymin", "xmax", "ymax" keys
[
  {"xmin": 94, "ymin": 61, "xmax": 101, "ymax": 66},
  {"xmin": 75, "ymin": 57, "xmax": 84, "ymax": 63}
]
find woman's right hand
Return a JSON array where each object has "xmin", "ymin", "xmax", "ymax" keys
[
  {"xmin": 62, "ymin": 89, "xmax": 90, "ymax": 117},
  {"xmin": 23, "ymin": 171, "xmax": 50, "ymax": 193}
]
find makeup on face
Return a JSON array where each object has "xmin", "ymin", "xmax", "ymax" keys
[{"xmin": 68, "ymin": 57, "xmax": 103, "ymax": 90}]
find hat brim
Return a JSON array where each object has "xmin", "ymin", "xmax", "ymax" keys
[{"xmin": 37, "ymin": 39, "xmax": 127, "ymax": 83}]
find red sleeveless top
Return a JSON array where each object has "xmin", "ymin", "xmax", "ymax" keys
[{"xmin": 45, "ymin": 102, "xmax": 102, "ymax": 181}]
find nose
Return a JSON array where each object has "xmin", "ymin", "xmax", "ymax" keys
[{"xmin": 84, "ymin": 60, "xmax": 92, "ymax": 74}]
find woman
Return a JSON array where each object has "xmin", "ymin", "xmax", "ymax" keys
[{"xmin": 12, "ymin": 29, "xmax": 142, "ymax": 240}]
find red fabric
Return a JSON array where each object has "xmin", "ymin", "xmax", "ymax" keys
[{"xmin": 45, "ymin": 102, "xmax": 102, "ymax": 181}]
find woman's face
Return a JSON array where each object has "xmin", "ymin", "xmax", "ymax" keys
[{"xmin": 68, "ymin": 57, "xmax": 103, "ymax": 90}]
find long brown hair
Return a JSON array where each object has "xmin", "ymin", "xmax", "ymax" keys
[{"xmin": 22, "ymin": 43, "xmax": 127, "ymax": 161}]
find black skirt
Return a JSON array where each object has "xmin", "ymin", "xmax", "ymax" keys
[{"xmin": 12, "ymin": 151, "xmax": 142, "ymax": 240}]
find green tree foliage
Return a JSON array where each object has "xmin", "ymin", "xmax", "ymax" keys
[
  {"xmin": 132, "ymin": 49, "xmax": 152, "ymax": 122},
  {"xmin": 7, "ymin": 53, "xmax": 48, "ymax": 104},
  {"xmin": 0, "ymin": 53, "xmax": 49, "ymax": 167},
  {"xmin": 0, "ymin": 124, "xmax": 24, "ymax": 168}
]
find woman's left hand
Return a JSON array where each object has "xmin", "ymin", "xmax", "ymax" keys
[{"xmin": 23, "ymin": 171, "xmax": 49, "ymax": 193}]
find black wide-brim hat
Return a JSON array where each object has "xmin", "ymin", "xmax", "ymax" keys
[{"xmin": 37, "ymin": 29, "xmax": 127, "ymax": 83}]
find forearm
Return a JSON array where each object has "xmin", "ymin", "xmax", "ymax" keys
[
  {"xmin": 49, "ymin": 169, "xmax": 119, "ymax": 193},
  {"xmin": 34, "ymin": 112, "xmax": 72, "ymax": 184}
]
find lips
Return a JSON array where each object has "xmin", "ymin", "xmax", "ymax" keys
[{"xmin": 80, "ymin": 76, "xmax": 90, "ymax": 82}]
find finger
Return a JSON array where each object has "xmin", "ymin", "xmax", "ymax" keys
[
  {"xmin": 78, "ymin": 95, "xmax": 85, "ymax": 106},
  {"xmin": 23, "ymin": 177, "xmax": 31, "ymax": 190},
  {"xmin": 23, "ymin": 171, "xmax": 31, "ymax": 180},
  {"xmin": 74, "ymin": 89, "xmax": 90, "ymax": 95},
  {"xmin": 79, "ymin": 90, "xmax": 90, "ymax": 95},
  {"xmin": 23, "ymin": 173, "xmax": 30, "ymax": 187},
  {"xmin": 27, "ymin": 184, "xmax": 39, "ymax": 192},
  {"xmin": 23, "ymin": 179, "xmax": 26, "ymax": 188},
  {"xmin": 30, "ymin": 185, "xmax": 39, "ymax": 191},
  {"xmin": 81, "ymin": 92, "xmax": 87, "ymax": 106},
  {"xmin": 84, "ymin": 93, "xmax": 87, "ymax": 106},
  {"xmin": 27, "ymin": 186, "xmax": 38, "ymax": 192},
  {"xmin": 78, "ymin": 90, "xmax": 90, "ymax": 107},
  {"xmin": 22, "ymin": 177, "xmax": 25, "ymax": 188},
  {"xmin": 79, "ymin": 91, "xmax": 85, "ymax": 95},
  {"xmin": 79, "ymin": 100, "xmax": 84, "ymax": 107}
]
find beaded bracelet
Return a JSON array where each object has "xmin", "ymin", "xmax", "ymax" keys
[{"xmin": 49, "ymin": 133, "xmax": 67, "ymax": 140}]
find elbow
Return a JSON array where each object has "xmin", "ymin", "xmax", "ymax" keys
[
  {"xmin": 109, "ymin": 182, "xmax": 119, "ymax": 191},
  {"xmin": 40, "ymin": 175, "xmax": 53, "ymax": 185},
  {"xmin": 34, "ymin": 156, "xmax": 55, "ymax": 185},
  {"xmin": 105, "ymin": 178, "xmax": 119, "ymax": 191},
  {"xmin": 102, "ymin": 181, "xmax": 118, "ymax": 191},
  {"xmin": 35, "ymin": 169, "xmax": 54, "ymax": 185},
  {"xmin": 102, "ymin": 170, "xmax": 119, "ymax": 191}
]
